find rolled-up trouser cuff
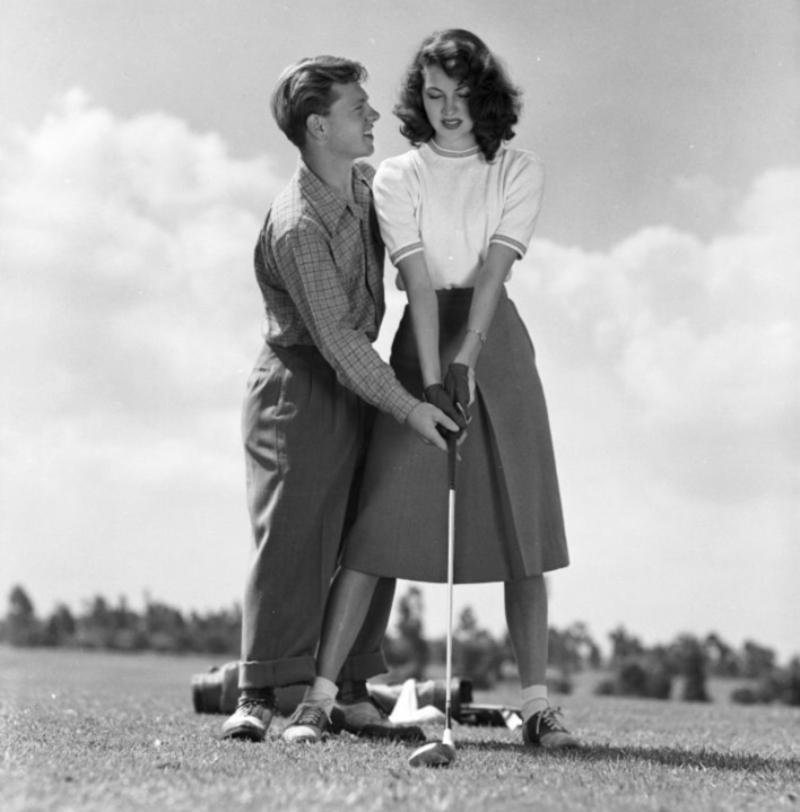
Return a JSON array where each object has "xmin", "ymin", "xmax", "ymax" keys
[
  {"xmin": 239, "ymin": 650, "xmax": 387, "ymax": 690},
  {"xmin": 239, "ymin": 656, "xmax": 316, "ymax": 689}
]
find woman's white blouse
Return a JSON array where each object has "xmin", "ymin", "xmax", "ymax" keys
[{"xmin": 373, "ymin": 141, "xmax": 545, "ymax": 289}]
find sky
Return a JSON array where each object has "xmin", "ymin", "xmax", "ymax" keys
[{"xmin": 1, "ymin": 0, "xmax": 798, "ymax": 661}]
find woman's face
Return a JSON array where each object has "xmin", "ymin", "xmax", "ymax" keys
[{"xmin": 421, "ymin": 63, "xmax": 476, "ymax": 150}]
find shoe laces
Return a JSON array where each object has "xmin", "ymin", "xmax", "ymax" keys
[
  {"xmin": 532, "ymin": 706, "xmax": 567, "ymax": 735},
  {"xmin": 237, "ymin": 696, "xmax": 274, "ymax": 714},
  {"xmin": 292, "ymin": 703, "xmax": 328, "ymax": 727}
]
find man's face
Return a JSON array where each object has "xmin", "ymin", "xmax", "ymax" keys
[{"xmin": 322, "ymin": 82, "xmax": 380, "ymax": 160}]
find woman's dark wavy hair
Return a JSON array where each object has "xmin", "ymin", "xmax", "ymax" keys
[{"xmin": 394, "ymin": 29, "xmax": 521, "ymax": 162}]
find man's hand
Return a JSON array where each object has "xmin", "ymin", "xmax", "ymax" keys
[
  {"xmin": 444, "ymin": 363, "xmax": 475, "ymax": 425},
  {"xmin": 424, "ymin": 384, "xmax": 467, "ymax": 440},
  {"xmin": 406, "ymin": 402, "xmax": 460, "ymax": 451}
]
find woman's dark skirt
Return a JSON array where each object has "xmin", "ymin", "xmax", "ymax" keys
[{"xmin": 341, "ymin": 287, "xmax": 569, "ymax": 583}]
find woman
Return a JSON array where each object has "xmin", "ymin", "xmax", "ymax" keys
[{"xmin": 284, "ymin": 29, "xmax": 580, "ymax": 749}]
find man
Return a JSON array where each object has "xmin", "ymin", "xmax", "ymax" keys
[{"xmin": 221, "ymin": 56, "xmax": 460, "ymax": 743}]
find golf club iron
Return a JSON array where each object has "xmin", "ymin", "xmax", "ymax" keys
[{"xmin": 408, "ymin": 434, "xmax": 458, "ymax": 768}]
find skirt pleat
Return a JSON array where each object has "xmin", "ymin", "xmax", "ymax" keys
[{"xmin": 341, "ymin": 287, "xmax": 569, "ymax": 584}]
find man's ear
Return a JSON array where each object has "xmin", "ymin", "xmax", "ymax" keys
[{"xmin": 305, "ymin": 113, "xmax": 326, "ymax": 143}]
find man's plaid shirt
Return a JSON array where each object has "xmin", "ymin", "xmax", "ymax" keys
[{"xmin": 254, "ymin": 158, "xmax": 418, "ymax": 424}]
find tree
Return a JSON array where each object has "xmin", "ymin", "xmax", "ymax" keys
[
  {"xmin": 43, "ymin": 603, "xmax": 76, "ymax": 647},
  {"xmin": 187, "ymin": 606, "xmax": 241, "ymax": 655},
  {"xmin": 6, "ymin": 585, "xmax": 41, "ymax": 646},
  {"xmin": 671, "ymin": 635, "xmax": 711, "ymax": 702},
  {"xmin": 609, "ymin": 626, "xmax": 643, "ymax": 665},
  {"xmin": 549, "ymin": 622, "xmax": 602, "ymax": 673},
  {"xmin": 742, "ymin": 640, "xmax": 776, "ymax": 679},
  {"xmin": 390, "ymin": 586, "xmax": 429, "ymax": 679},
  {"xmin": 75, "ymin": 595, "xmax": 115, "ymax": 649},
  {"xmin": 109, "ymin": 595, "xmax": 146, "ymax": 651},
  {"xmin": 704, "ymin": 632, "xmax": 741, "ymax": 677},
  {"xmin": 454, "ymin": 606, "xmax": 505, "ymax": 689},
  {"xmin": 144, "ymin": 598, "xmax": 190, "ymax": 652}
]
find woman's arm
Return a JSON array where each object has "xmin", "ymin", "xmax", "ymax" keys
[
  {"xmin": 396, "ymin": 252, "xmax": 442, "ymax": 389},
  {"xmin": 455, "ymin": 242, "xmax": 517, "ymax": 370},
  {"xmin": 446, "ymin": 243, "xmax": 518, "ymax": 413},
  {"xmin": 397, "ymin": 253, "xmax": 467, "ymax": 436},
  {"xmin": 455, "ymin": 152, "xmax": 544, "ymax": 371}
]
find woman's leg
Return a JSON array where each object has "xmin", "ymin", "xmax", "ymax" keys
[
  {"xmin": 504, "ymin": 574, "xmax": 549, "ymax": 689},
  {"xmin": 505, "ymin": 574, "xmax": 580, "ymax": 747},
  {"xmin": 317, "ymin": 567, "xmax": 381, "ymax": 683},
  {"xmin": 336, "ymin": 576, "xmax": 396, "ymax": 695}
]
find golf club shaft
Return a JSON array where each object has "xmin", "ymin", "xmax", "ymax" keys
[
  {"xmin": 444, "ymin": 435, "xmax": 457, "ymax": 735},
  {"xmin": 406, "ymin": 437, "xmax": 459, "ymax": 767}
]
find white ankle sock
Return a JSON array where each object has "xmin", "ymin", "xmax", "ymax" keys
[
  {"xmin": 521, "ymin": 684, "xmax": 549, "ymax": 722},
  {"xmin": 303, "ymin": 677, "xmax": 338, "ymax": 716}
]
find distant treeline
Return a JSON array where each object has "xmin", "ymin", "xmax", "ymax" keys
[
  {"xmin": 2, "ymin": 584, "xmax": 797, "ymax": 706},
  {"xmin": 1, "ymin": 585, "xmax": 241, "ymax": 656}
]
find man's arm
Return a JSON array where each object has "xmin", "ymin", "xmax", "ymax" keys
[{"xmin": 272, "ymin": 226, "xmax": 457, "ymax": 448}]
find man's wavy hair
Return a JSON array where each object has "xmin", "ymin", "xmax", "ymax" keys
[
  {"xmin": 271, "ymin": 56, "xmax": 367, "ymax": 148},
  {"xmin": 394, "ymin": 29, "xmax": 521, "ymax": 162}
]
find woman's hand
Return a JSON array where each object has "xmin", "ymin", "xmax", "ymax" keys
[{"xmin": 444, "ymin": 363, "xmax": 475, "ymax": 424}]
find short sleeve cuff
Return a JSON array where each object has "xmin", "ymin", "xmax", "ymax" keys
[
  {"xmin": 490, "ymin": 233, "xmax": 528, "ymax": 258},
  {"xmin": 389, "ymin": 243, "xmax": 425, "ymax": 266}
]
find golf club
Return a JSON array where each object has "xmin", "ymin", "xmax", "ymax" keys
[{"xmin": 408, "ymin": 433, "xmax": 458, "ymax": 768}]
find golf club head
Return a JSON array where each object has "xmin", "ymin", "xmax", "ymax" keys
[{"xmin": 408, "ymin": 741, "xmax": 456, "ymax": 768}]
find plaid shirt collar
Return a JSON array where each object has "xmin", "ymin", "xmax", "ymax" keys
[{"xmin": 296, "ymin": 158, "xmax": 372, "ymax": 230}]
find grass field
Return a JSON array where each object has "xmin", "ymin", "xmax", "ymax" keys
[{"xmin": 1, "ymin": 646, "xmax": 798, "ymax": 811}]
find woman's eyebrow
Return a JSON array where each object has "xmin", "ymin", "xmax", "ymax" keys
[{"xmin": 424, "ymin": 83, "xmax": 468, "ymax": 92}]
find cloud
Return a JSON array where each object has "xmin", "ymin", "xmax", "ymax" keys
[
  {"xmin": 0, "ymin": 89, "xmax": 286, "ymax": 489},
  {"xmin": 512, "ymin": 166, "xmax": 800, "ymax": 501}
]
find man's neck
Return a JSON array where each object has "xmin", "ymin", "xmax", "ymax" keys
[{"xmin": 301, "ymin": 149, "xmax": 356, "ymax": 203}]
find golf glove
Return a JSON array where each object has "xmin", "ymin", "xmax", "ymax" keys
[{"xmin": 444, "ymin": 363, "xmax": 474, "ymax": 425}]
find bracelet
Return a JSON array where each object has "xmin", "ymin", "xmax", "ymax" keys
[{"xmin": 467, "ymin": 328, "xmax": 487, "ymax": 344}]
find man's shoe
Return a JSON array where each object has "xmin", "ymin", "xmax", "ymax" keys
[
  {"xmin": 282, "ymin": 703, "xmax": 330, "ymax": 743},
  {"xmin": 220, "ymin": 695, "xmax": 276, "ymax": 742},
  {"xmin": 330, "ymin": 696, "xmax": 425, "ymax": 743},
  {"xmin": 522, "ymin": 707, "xmax": 581, "ymax": 749}
]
